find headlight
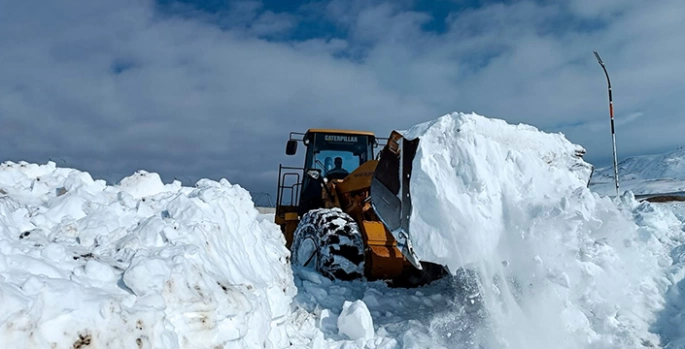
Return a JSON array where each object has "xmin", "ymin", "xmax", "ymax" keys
[{"xmin": 307, "ymin": 169, "xmax": 320, "ymax": 179}]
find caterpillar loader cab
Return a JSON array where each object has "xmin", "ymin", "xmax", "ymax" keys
[{"xmin": 275, "ymin": 128, "xmax": 448, "ymax": 287}]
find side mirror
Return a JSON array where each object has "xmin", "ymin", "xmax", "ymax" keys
[{"xmin": 286, "ymin": 140, "xmax": 297, "ymax": 155}]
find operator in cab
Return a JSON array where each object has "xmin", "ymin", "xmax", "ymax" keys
[{"xmin": 326, "ymin": 157, "xmax": 349, "ymax": 179}]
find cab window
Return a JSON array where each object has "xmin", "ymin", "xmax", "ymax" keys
[
  {"xmin": 304, "ymin": 133, "xmax": 373, "ymax": 177},
  {"xmin": 314, "ymin": 150, "xmax": 358, "ymax": 176}
]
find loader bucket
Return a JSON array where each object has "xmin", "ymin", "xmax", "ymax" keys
[{"xmin": 370, "ymin": 130, "xmax": 423, "ymax": 270}]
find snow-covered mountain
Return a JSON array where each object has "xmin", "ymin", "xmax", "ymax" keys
[
  {"xmin": 590, "ymin": 147, "xmax": 685, "ymax": 196},
  {"xmin": 1, "ymin": 112, "xmax": 685, "ymax": 349}
]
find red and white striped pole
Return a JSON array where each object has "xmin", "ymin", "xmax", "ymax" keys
[{"xmin": 594, "ymin": 50, "xmax": 620, "ymax": 197}]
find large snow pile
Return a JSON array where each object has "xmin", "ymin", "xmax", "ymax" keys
[
  {"xmin": 0, "ymin": 162, "xmax": 296, "ymax": 349},
  {"xmin": 591, "ymin": 147, "xmax": 685, "ymax": 196},
  {"xmin": 396, "ymin": 112, "xmax": 685, "ymax": 348},
  {"xmin": 404, "ymin": 112, "xmax": 594, "ymax": 271}
]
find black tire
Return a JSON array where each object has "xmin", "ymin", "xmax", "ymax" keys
[{"xmin": 290, "ymin": 208, "xmax": 365, "ymax": 281}]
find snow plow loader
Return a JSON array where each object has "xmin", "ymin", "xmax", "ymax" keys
[{"xmin": 274, "ymin": 129, "xmax": 447, "ymax": 287}]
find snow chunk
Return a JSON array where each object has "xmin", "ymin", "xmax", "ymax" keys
[
  {"xmin": 123, "ymin": 256, "xmax": 171, "ymax": 296},
  {"xmin": 117, "ymin": 170, "xmax": 169, "ymax": 199},
  {"xmin": 337, "ymin": 300, "xmax": 374, "ymax": 342}
]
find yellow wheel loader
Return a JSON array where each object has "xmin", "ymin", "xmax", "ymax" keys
[{"xmin": 274, "ymin": 129, "xmax": 448, "ymax": 287}]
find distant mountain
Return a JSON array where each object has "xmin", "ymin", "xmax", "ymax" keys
[{"xmin": 590, "ymin": 147, "xmax": 685, "ymax": 196}]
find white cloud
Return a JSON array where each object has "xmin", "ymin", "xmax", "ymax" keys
[
  {"xmin": 0, "ymin": 0, "xmax": 684, "ymax": 195},
  {"xmin": 567, "ymin": 0, "xmax": 638, "ymax": 18}
]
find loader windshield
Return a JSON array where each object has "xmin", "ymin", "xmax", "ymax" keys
[
  {"xmin": 318, "ymin": 151, "xmax": 356, "ymax": 171},
  {"xmin": 304, "ymin": 132, "xmax": 374, "ymax": 177}
]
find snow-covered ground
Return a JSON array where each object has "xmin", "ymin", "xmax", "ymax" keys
[
  {"xmin": 2, "ymin": 111, "xmax": 685, "ymax": 349},
  {"xmin": 590, "ymin": 147, "xmax": 685, "ymax": 196}
]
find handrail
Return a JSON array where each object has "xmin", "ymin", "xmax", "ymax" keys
[{"xmin": 275, "ymin": 164, "xmax": 304, "ymax": 216}]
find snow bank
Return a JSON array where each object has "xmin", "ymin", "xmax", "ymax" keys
[
  {"xmin": 651, "ymin": 202, "xmax": 685, "ymax": 348},
  {"xmin": 0, "ymin": 161, "xmax": 296, "ymax": 349},
  {"xmin": 401, "ymin": 112, "xmax": 685, "ymax": 348}
]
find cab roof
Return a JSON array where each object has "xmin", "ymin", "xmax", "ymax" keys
[{"xmin": 305, "ymin": 128, "xmax": 375, "ymax": 137}]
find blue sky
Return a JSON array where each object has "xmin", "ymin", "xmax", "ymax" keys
[
  {"xmin": 1, "ymin": 0, "xmax": 685, "ymax": 202},
  {"xmin": 155, "ymin": 0, "xmax": 492, "ymax": 37}
]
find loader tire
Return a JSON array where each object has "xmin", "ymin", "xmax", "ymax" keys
[{"xmin": 290, "ymin": 208, "xmax": 365, "ymax": 281}]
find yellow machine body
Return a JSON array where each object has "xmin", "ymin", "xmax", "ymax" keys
[{"xmin": 274, "ymin": 128, "xmax": 444, "ymax": 285}]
